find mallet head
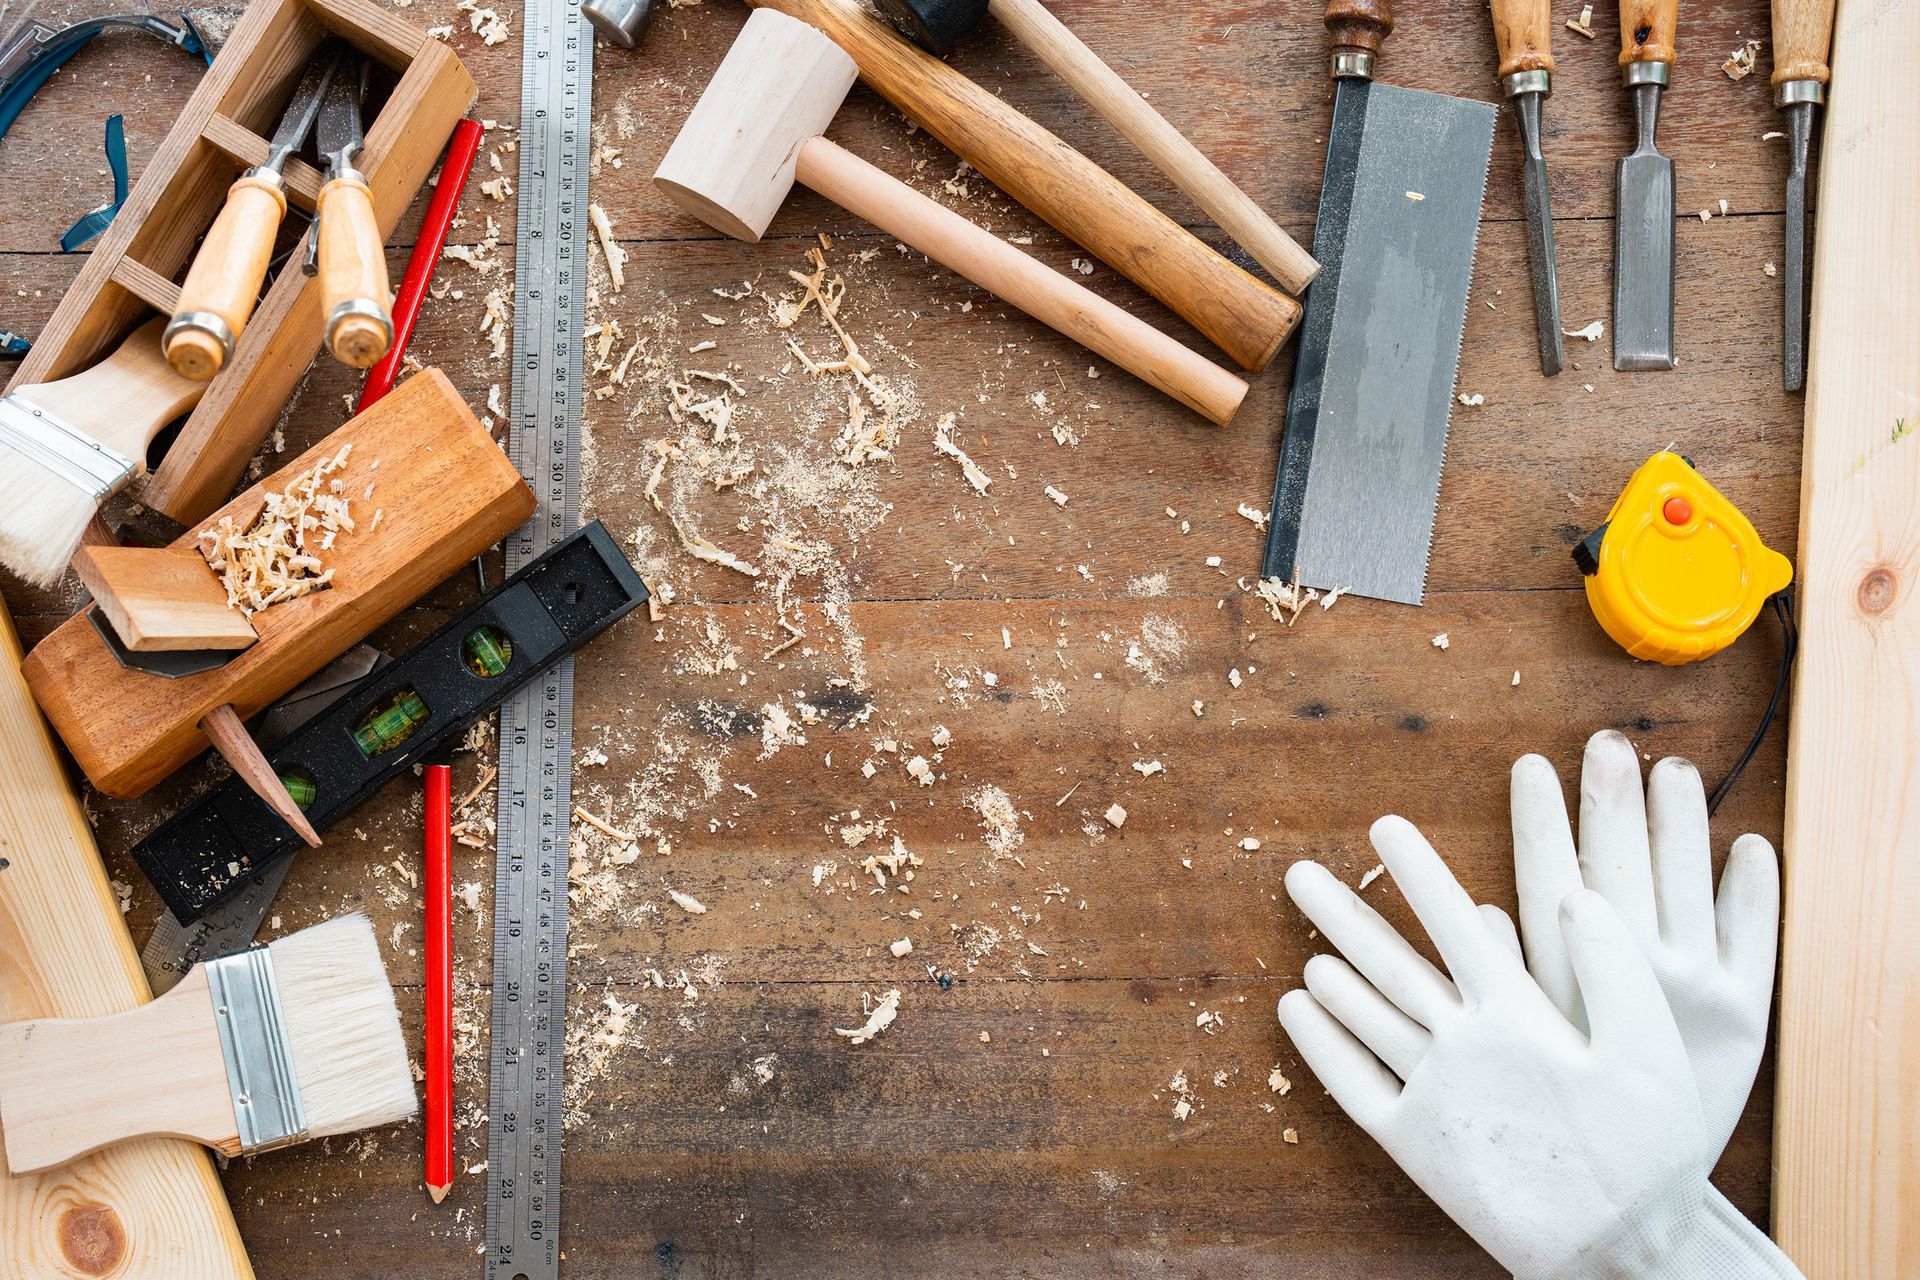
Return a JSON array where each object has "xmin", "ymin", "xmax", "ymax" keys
[
  {"xmin": 872, "ymin": 0, "xmax": 989, "ymax": 54},
  {"xmin": 654, "ymin": 9, "xmax": 857, "ymax": 241}
]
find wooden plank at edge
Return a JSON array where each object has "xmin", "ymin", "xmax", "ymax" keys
[{"xmin": 1772, "ymin": 0, "xmax": 1920, "ymax": 1273}]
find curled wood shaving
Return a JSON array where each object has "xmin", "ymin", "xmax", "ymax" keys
[
  {"xmin": 199, "ymin": 445, "xmax": 355, "ymax": 615},
  {"xmin": 933, "ymin": 413, "xmax": 992, "ymax": 494},
  {"xmin": 773, "ymin": 248, "xmax": 871, "ymax": 376},
  {"xmin": 835, "ymin": 989, "xmax": 901, "ymax": 1045},
  {"xmin": 588, "ymin": 203, "xmax": 627, "ymax": 291}
]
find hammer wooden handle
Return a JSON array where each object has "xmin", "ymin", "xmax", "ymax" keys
[
  {"xmin": 166, "ymin": 172, "xmax": 288, "ymax": 381},
  {"xmin": 746, "ymin": 0, "xmax": 1298, "ymax": 372},
  {"xmin": 317, "ymin": 173, "xmax": 393, "ymax": 369},
  {"xmin": 1770, "ymin": 0, "xmax": 1834, "ymax": 85},
  {"xmin": 1619, "ymin": 0, "xmax": 1678, "ymax": 65},
  {"xmin": 985, "ymin": 0, "xmax": 1316, "ymax": 295},
  {"xmin": 1490, "ymin": 0, "xmax": 1555, "ymax": 78},
  {"xmin": 796, "ymin": 137, "xmax": 1246, "ymax": 425}
]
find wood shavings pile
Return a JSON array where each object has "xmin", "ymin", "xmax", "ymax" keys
[
  {"xmin": 1254, "ymin": 575, "xmax": 1319, "ymax": 627},
  {"xmin": 967, "ymin": 785, "xmax": 1026, "ymax": 859},
  {"xmin": 456, "ymin": 0, "xmax": 511, "ymax": 43},
  {"xmin": 1722, "ymin": 39, "xmax": 1762, "ymax": 79},
  {"xmin": 199, "ymin": 444, "xmax": 357, "ymax": 615}
]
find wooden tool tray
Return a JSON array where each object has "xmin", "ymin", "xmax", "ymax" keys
[{"xmin": 2, "ymin": 0, "xmax": 473, "ymax": 526}]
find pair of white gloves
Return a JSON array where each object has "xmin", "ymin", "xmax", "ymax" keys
[{"xmin": 1278, "ymin": 730, "xmax": 1803, "ymax": 1279}]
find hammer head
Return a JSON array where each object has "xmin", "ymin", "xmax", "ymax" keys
[
  {"xmin": 654, "ymin": 9, "xmax": 858, "ymax": 242},
  {"xmin": 872, "ymin": 0, "xmax": 989, "ymax": 54}
]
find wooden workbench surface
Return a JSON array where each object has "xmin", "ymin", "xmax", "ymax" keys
[{"xmin": 0, "ymin": 0, "xmax": 1803, "ymax": 1274}]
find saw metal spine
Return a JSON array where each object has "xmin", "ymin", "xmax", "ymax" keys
[{"xmin": 486, "ymin": 0, "xmax": 590, "ymax": 1272}]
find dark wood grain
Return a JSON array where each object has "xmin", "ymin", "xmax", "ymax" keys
[{"xmin": 0, "ymin": 0, "xmax": 1798, "ymax": 1273}]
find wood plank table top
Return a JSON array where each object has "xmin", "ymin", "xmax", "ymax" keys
[{"xmin": 0, "ymin": 0, "xmax": 1805, "ymax": 1274}]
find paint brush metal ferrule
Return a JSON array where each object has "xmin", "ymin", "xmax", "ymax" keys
[
  {"xmin": 205, "ymin": 944, "xmax": 309, "ymax": 1154},
  {"xmin": 0, "ymin": 394, "xmax": 137, "ymax": 501}
]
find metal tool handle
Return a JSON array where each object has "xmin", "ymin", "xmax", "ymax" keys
[
  {"xmin": 164, "ymin": 171, "xmax": 288, "ymax": 381},
  {"xmin": 316, "ymin": 173, "xmax": 392, "ymax": 368},
  {"xmin": 1619, "ymin": 0, "xmax": 1678, "ymax": 67},
  {"xmin": 1771, "ymin": 0, "xmax": 1835, "ymax": 89},
  {"xmin": 794, "ymin": 135, "xmax": 1249, "ymax": 426},
  {"xmin": 1325, "ymin": 0, "xmax": 1393, "ymax": 75},
  {"xmin": 986, "ymin": 0, "xmax": 1317, "ymax": 294},
  {"xmin": 1491, "ymin": 0, "xmax": 1556, "ymax": 81}
]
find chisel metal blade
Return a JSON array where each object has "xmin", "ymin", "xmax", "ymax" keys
[
  {"xmin": 1781, "ymin": 99, "xmax": 1815, "ymax": 390},
  {"xmin": 1265, "ymin": 82, "xmax": 1496, "ymax": 605},
  {"xmin": 1513, "ymin": 90, "xmax": 1565, "ymax": 375},
  {"xmin": 1613, "ymin": 81, "xmax": 1676, "ymax": 369}
]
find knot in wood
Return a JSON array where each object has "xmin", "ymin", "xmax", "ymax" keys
[
  {"xmin": 57, "ymin": 1201, "xmax": 127, "ymax": 1276},
  {"xmin": 1859, "ymin": 567, "xmax": 1899, "ymax": 616}
]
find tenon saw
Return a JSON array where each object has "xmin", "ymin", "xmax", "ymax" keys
[{"xmin": 1262, "ymin": 0, "xmax": 1495, "ymax": 605}]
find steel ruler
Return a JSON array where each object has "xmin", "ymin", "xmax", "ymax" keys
[{"xmin": 486, "ymin": 0, "xmax": 590, "ymax": 1272}]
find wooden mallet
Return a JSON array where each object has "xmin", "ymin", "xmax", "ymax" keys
[
  {"xmin": 871, "ymin": 0, "xmax": 1317, "ymax": 296},
  {"xmin": 655, "ymin": 8, "xmax": 1248, "ymax": 427}
]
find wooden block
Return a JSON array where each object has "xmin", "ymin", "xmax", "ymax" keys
[
  {"xmin": 1772, "ymin": 0, "xmax": 1920, "ymax": 1273},
  {"xmin": 73, "ymin": 546, "xmax": 258, "ymax": 652},
  {"xmin": 22, "ymin": 370, "xmax": 534, "ymax": 798},
  {"xmin": 0, "ymin": 601, "xmax": 254, "ymax": 1277}
]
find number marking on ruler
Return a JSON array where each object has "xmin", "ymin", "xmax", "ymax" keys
[{"xmin": 486, "ymin": 0, "xmax": 590, "ymax": 1274}]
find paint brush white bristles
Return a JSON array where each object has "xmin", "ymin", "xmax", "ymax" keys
[
  {"xmin": 0, "ymin": 319, "xmax": 204, "ymax": 586},
  {"xmin": 0, "ymin": 913, "xmax": 416, "ymax": 1174}
]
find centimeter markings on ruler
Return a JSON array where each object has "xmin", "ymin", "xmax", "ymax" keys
[{"xmin": 485, "ymin": 0, "xmax": 590, "ymax": 1273}]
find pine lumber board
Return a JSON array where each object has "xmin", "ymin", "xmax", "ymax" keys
[
  {"xmin": 1770, "ymin": 0, "xmax": 1920, "ymax": 1271},
  {"xmin": 0, "ymin": 602, "xmax": 252, "ymax": 1280}
]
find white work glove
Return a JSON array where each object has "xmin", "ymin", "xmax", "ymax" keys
[
  {"xmin": 1508, "ymin": 730, "xmax": 1781, "ymax": 1160},
  {"xmin": 1278, "ymin": 816, "xmax": 1802, "ymax": 1279}
]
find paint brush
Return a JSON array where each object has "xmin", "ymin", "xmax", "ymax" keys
[
  {"xmin": 0, "ymin": 318, "xmax": 205, "ymax": 586},
  {"xmin": 0, "ymin": 913, "xmax": 416, "ymax": 1174}
]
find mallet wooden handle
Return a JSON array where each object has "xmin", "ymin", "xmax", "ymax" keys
[
  {"xmin": 985, "ymin": 0, "xmax": 1316, "ymax": 295},
  {"xmin": 166, "ymin": 172, "xmax": 288, "ymax": 381},
  {"xmin": 746, "ymin": 0, "xmax": 1299, "ymax": 372},
  {"xmin": 796, "ymin": 136, "xmax": 1246, "ymax": 425},
  {"xmin": 1490, "ymin": 0, "xmax": 1556, "ymax": 78},
  {"xmin": 1619, "ymin": 0, "xmax": 1678, "ymax": 65},
  {"xmin": 317, "ymin": 173, "xmax": 393, "ymax": 369},
  {"xmin": 1770, "ymin": 0, "xmax": 1834, "ymax": 86}
]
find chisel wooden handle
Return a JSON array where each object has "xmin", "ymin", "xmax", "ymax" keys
[
  {"xmin": 1619, "ymin": 0, "xmax": 1678, "ymax": 65},
  {"xmin": 745, "ymin": 0, "xmax": 1299, "ymax": 372},
  {"xmin": 1491, "ymin": 0, "xmax": 1556, "ymax": 78},
  {"xmin": 1770, "ymin": 0, "xmax": 1834, "ymax": 86},
  {"xmin": 796, "ymin": 136, "xmax": 1247, "ymax": 425},
  {"xmin": 985, "ymin": 0, "xmax": 1316, "ymax": 295},
  {"xmin": 164, "ymin": 172, "xmax": 288, "ymax": 381},
  {"xmin": 317, "ymin": 173, "xmax": 392, "ymax": 369},
  {"xmin": 1326, "ymin": 0, "xmax": 1394, "ymax": 63}
]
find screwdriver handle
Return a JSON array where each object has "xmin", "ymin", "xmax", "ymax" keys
[
  {"xmin": 1771, "ymin": 0, "xmax": 1835, "ymax": 86},
  {"xmin": 1619, "ymin": 0, "xmax": 1679, "ymax": 66},
  {"xmin": 316, "ymin": 172, "xmax": 392, "ymax": 369},
  {"xmin": 1491, "ymin": 0, "xmax": 1556, "ymax": 80},
  {"xmin": 1325, "ymin": 0, "xmax": 1394, "ymax": 68},
  {"xmin": 164, "ymin": 171, "xmax": 288, "ymax": 381}
]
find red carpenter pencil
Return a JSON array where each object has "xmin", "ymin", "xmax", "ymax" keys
[
  {"xmin": 424, "ymin": 762, "xmax": 454, "ymax": 1203},
  {"xmin": 358, "ymin": 117, "xmax": 486, "ymax": 412}
]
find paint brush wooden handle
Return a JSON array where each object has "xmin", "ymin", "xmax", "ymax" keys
[
  {"xmin": 1620, "ymin": 0, "xmax": 1679, "ymax": 65},
  {"xmin": 1490, "ymin": 0, "xmax": 1556, "ymax": 77},
  {"xmin": 745, "ymin": 0, "xmax": 1299, "ymax": 372},
  {"xmin": 985, "ymin": 0, "xmax": 1316, "ymax": 295},
  {"xmin": 795, "ymin": 136, "xmax": 1247, "ymax": 425},
  {"xmin": 317, "ymin": 174, "xmax": 392, "ymax": 368},
  {"xmin": 0, "ymin": 967, "xmax": 236, "ymax": 1172},
  {"xmin": 165, "ymin": 173, "xmax": 288, "ymax": 381}
]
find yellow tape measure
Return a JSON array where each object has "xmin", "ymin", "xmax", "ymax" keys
[{"xmin": 1574, "ymin": 452, "xmax": 1793, "ymax": 665}]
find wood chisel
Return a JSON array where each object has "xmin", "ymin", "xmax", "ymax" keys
[
  {"xmin": 489, "ymin": 0, "xmax": 594, "ymax": 1270},
  {"xmin": 1260, "ymin": 0, "xmax": 1495, "ymax": 605},
  {"xmin": 1611, "ymin": 0, "xmax": 1679, "ymax": 370},
  {"xmin": 1490, "ymin": 0, "xmax": 1564, "ymax": 375},
  {"xmin": 1771, "ymin": 0, "xmax": 1835, "ymax": 391},
  {"xmin": 314, "ymin": 53, "xmax": 393, "ymax": 369},
  {"xmin": 164, "ymin": 44, "xmax": 342, "ymax": 381}
]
